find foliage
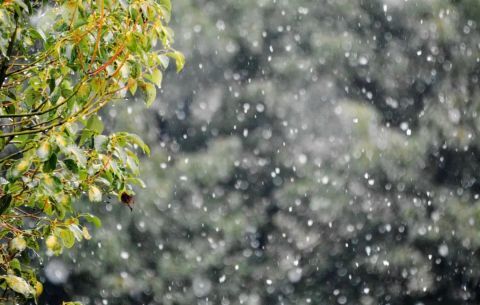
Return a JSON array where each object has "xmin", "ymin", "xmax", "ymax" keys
[{"xmin": 0, "ymin": 0, "xmax": 181, "ymax": 303}]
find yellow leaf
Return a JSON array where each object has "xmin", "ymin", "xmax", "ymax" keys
[
  {"xmin": 128, "ymin": 78, "xmax": 137, "ymax": 95},
  {"xmin": 82, "ymin": 226, "xmax": 91, "ymax": 240},
  {"xmin": 35, "ymin": 281, "xmax": 43, "ymax": 297},
  {"xmin": 9, "ymin": 236, "xmax": 27, "ymax": 253},
  {"xmin": 88, "ymin": 185, "xmax": 102, "ymax": 202},
  {"xmin": 46, "ymin": 235, "xmax": 60, "ymax": 252}
]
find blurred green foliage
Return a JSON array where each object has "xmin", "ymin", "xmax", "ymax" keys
[{"xmin": 40, "ymin": 0, "xmax": 480, "ymax": 305}]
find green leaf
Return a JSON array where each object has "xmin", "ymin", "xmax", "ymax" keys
[
  {"xmin": 48, "ymin": 77, "xmax": 56, "ymax": 93},
  {"xmin": 160, "ymin": 0, "xmax": 171, "ymax": 12},
  {"xmin": 86, "ymin": 115, "xmax": 104, "ymax": 134},
  {"xmin": 159, "ymin": 0, "xmax": 172, "ymax": 22},
  {"xmin": 151, "ymin": 68, "xmax": 163, "ymax": 88},
  {"xmin": 0, "ymin": 194, "xmax": 12, "ymax": 215},
  {"xmin": 145, "ymin": 83, "xmax": 156, "ymax": 107},
  {"xmin": 166, "ymin": 51, "xmax": 185, "ymax": 72},
  {"xmin": 126, "ymin": 177, "xmax": 146, "ymax": 188},
  {"xmin": 59, "ymin": 228, "xmax": 75, "ymax": 248},
  {"xmin": 64, "ymin": 159, "xmax": 79, "ymax": 174},
  {"xmin": 81, "ymin": 214, "xmax": 102, "ymax": 227},
  {"xmin": 118, "ymin": 132, "xmax": 150, "ymax": 155},
  {"xmin": 44, "ymin": 153, "xmax": 58, "ymax": 173},
  {"xmin": 9, "ymin": 258, "xmax": 21, "ymax": 272},
  {"xmin": 29, "ymin": 28, "xmax": 46, "ymax": 42},
  {"xmin": 128, "ymin": 78, "xmax": 138, "ymax": 95},
  {"xmin": 13, "ymin": 0, "xmax": 29, "ymax": 12},
  {"xmin": 80, "ymin": 115, "xmax": 104, "ymax": 145},
  {"xmin": 126, "ymin": 154, "xmax": 139, "ymax": 175}
]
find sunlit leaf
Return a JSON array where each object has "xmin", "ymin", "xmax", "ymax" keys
[
  {"xmin": 1, "ymin": 275, "xmax": 35, "ymax": 297},
  {"xmin": 166, "ymin": 51, "xmax": 185, "ymax": 72},
  {"xmin": 88, "ymin": 185, "xmax": 102, "ymax": 202}
]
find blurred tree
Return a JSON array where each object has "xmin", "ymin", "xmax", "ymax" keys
[
  {"xmin": 50, "ymin": 1, "xmax": 480, "ymax": 305},
  {"xmin": 0, "ymin": 0, "xmax": 181, "ymax": 303}
]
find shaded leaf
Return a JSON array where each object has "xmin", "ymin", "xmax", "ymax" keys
[{"xmin": 0, "ymin": 194, "xmax": 12, "ymax": 215}]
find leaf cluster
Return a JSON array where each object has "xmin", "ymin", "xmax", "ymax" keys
[{"xmin": 0, "ymin": 0, "xmax": 182, "ymax": 303}]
